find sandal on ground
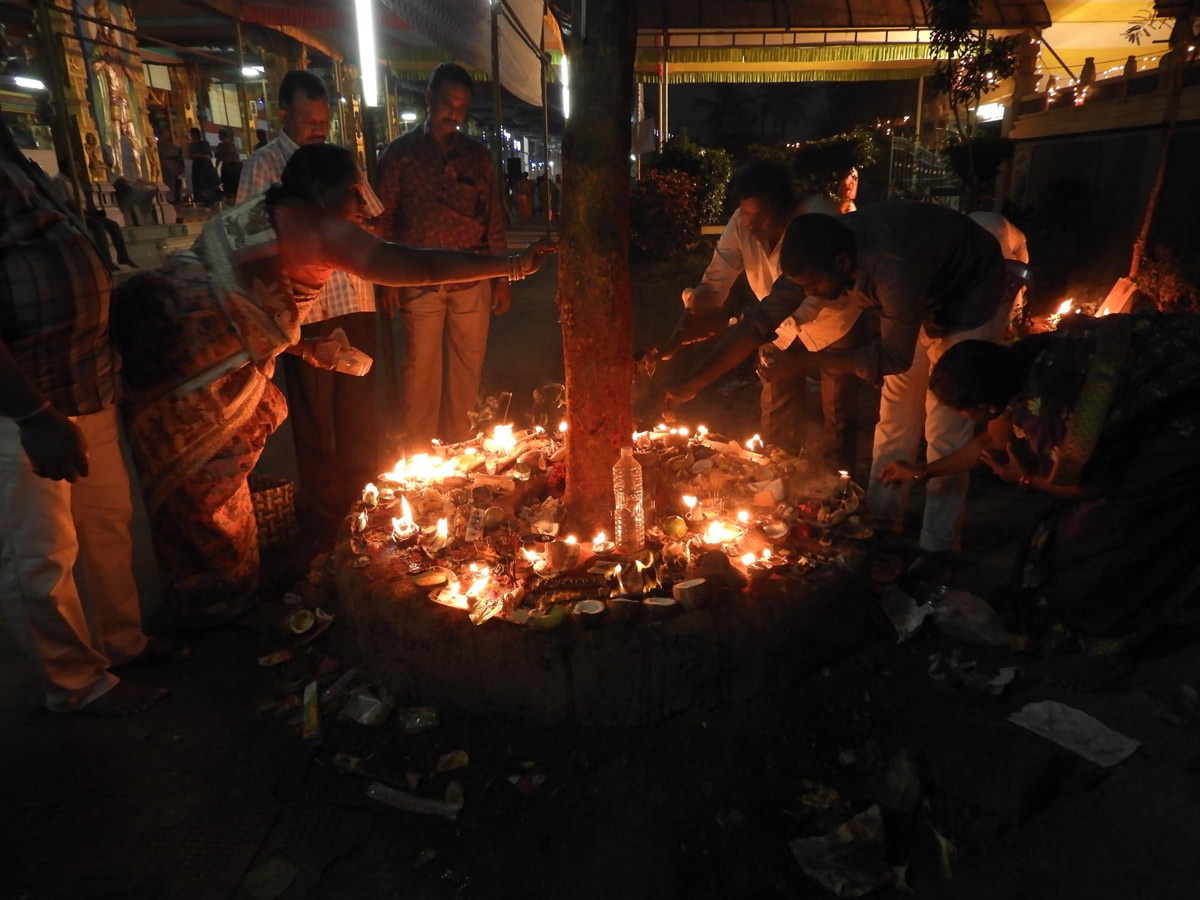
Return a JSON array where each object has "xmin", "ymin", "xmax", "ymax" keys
[
  {"xmin": 112, "ymin": 636, "xmax": 192, "ymax": 669},
  {"xmin": 78, "ymin": 681, "xmax": 170, "ymax": 718}
]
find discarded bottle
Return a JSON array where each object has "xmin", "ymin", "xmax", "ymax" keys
[{"xmin": 612, "ymin": 446, "xmax": 645, "ymax": 554}]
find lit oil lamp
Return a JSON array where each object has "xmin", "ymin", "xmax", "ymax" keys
[
  {"xmin": 362, "ymin": 482, "xmax": 379, "ymax": 508},
  {"xmin": 737, "ymin": 510, "xmax": 750, "ymax": 526},
  {"xmin": 352, "ymin": 511, "xmax": 369, "ymax": 535},
  {"xmin": 421, "ymin": 517, "xmax": 449, "ymax": 554},
  {"xmin": 683, "ymin": 494, "xmax": 701, "ymax": 522},
  {"xmin": 744, "ymin": 550, "xmax": 772, "ymax": 585},
  {"xmin": 391, "ymin": 496, "xmax": 419, "ymax": 544},
  {"xmin": 836, "ymin": 470, "xmax": 852, "ymax": 499},
  {"xmin": 592, "ymin": 530, "xmax": 616, "ymax": 555},
  {"xmin": 746, "ymin": 433, "xmax": 764, "ymax": 453}
]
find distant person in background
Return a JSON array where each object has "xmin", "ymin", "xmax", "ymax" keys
[
  {"xmin": 156, "ymin": 130, "xmax": 184, "ymax": 203},
  {"xmin": 512, "ymin": 171, "xmax": 534, "ymax": 223},
  {"xmin": 836, "ymin": 167, "xmax": 859, "ymax": 214},
  {"xmin": 50, "ymin": 157, "xmax": 136, "ymax": 269},
  {"xmin": 186, "ymin": 127, "xmax": 219, "ymax": 205},
  {"xmin": 214, "ymin": 127, "xmax": 241, "ymax": 201}
]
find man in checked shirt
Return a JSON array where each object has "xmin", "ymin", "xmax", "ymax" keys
[
  {"xmin": 238, "ymin": 70, "xmax": 384, "ymax": 526},
  {"xmin": 0, "ymin": 122, "xmax": 185, "ymax": 717},
  {"xmin": 376, "ymin": 63, "xmax": 509, "ymax": 446}
]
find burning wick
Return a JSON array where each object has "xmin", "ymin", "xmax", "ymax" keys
[
  {"xmin": 592, "ymin": 531, "xmax": 614, "ymax": 554},
  {"xmin": 747, "ymin": 434, "xmax": 764, "ymax": 453},
  {"xmin": 362, "ymin": 483, "xmax": 379, "ymax": 507},
  {"xmin": 837, "ymin": 469, "xmax": 852, "ymax": 499},
  {"xmin": 741, "ymin": 552, "xmax": 756, "ymax": 567},
  {"xmin": 737, "ymin": 510, "xmax": 750, "ymax": 525},
  {"xmin": 353, "ymin": 511, "xmax": 368, "ymax": 535},
  {"xmin": 558, "ymin": 420, "xmax": 568, "ymax": 434},
  {"xmin": 391, "ymin": 496, "xmax": 418, "ymax": 543},
  {"xmin": 703, "ymin": 520, "xmax": 731, "ymax": 546},
  {"xmin": 683, "ymin": 495, "xmax": 699, "ymax": 521}
]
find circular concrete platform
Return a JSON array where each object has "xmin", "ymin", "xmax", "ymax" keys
[{"xmin": 332, "ymin": 537, "xmax": 868, "ymax": 728}]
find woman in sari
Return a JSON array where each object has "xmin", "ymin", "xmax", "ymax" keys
[
  {"xmin": 112, "ymin": 144, "xmax": 554, "ymax": 626},
  {"xmin": 879, "ymin": 312, "xmax": 1200, "ymax": 659}
]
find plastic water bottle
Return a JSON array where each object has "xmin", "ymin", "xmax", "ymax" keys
[{"xmin": 612, "ymin": 447, "xmax": 645, "ymax": 554}]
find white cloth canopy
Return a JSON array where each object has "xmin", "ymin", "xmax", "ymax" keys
[{"xmin": 380, "ymin": 0, "xmax": 562, "ymax": 106}]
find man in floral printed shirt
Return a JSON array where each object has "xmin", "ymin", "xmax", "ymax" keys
[{"xmin": 376, "ymin": 63, "xmax": 508, "ymax": 445}]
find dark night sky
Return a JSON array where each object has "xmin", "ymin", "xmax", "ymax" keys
[{"xmin": 645, "ymin": 79, "xmax": 924, "ymax": 146}]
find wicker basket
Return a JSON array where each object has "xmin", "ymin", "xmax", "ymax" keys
[{"xmin": 248, "ymin": 474, "xmax": 300, "ymax": 550}]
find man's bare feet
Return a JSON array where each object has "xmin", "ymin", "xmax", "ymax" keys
[
  {"xmin": 112, "ymin": 636, "xmax": 191, "ymax": 669},
  {"xmin": 78, "ymin": 681, "xmax": 170, "ymax": 718}
]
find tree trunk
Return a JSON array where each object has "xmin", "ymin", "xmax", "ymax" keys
[{"xmin": 559, "ymin": 0, "xmax": 638, "ymax": 533}]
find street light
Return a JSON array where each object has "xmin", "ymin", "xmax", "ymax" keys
[
  {"xmin": 561, "ymin": 56, "xmax": 570, "ymax": 120},
  {"xmin": 355, "ymin": 0, "xmax": 378, "ymax": 107}
]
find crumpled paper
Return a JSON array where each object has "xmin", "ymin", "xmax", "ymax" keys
[
  {"xmin": 789, "ymin": 805, "xmax": 893, "ymax": 897},
  {"xmin": 1009, "ymin": 700, "xmax": 1141, "ymax": 767}
]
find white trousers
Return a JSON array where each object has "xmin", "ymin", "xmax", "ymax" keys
[
  {"xmin": 867, "ymin": 302, "xmax": 1010, "ymax": 553},
  {"xmin": 399, "ymin": 281, "xmax": 493, "ymax": 445},
  {"xmin": 0, "ymin": 405, "xmax": 146, "ymax": 711}
]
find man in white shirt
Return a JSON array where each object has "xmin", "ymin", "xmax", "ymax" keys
[
  {"xmin": 663, "ymin": 160, "xmax": 866, "ymax": 471},
  {"xmin": 237, "ymin": 70, "xmax": 385, "ymax": 531}
]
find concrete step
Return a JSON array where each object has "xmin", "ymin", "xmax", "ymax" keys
[{"xmin": 155, "ymin": 234, "xmax": 195, "ymax": 253}]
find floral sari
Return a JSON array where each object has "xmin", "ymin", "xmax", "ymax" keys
[
  {"xmin": 1005, "ymin": 313, "xmax": 1200, "ymax": 637},
  {"xmin": 115, "ymin": 198, "xmax": 322, "ymax": 625}
]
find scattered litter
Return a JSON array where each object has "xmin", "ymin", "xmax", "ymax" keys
[
  {"xmin": 931, "ymin": 592, "xmax": 1009, "ymax": 647},
  {"xmin": 398, "ymin": 706, "xmax": 440, "ymax": 734},
  {"xmin": 301, "ymin": 681, "xmax": 321, "ymax": 742},
  {"xmin": 319, "ymin": 666, "xmax": 359, "ymax": 710},
  {"xmin": 292, "ymin": 608, "xmax": 334, "ymax": 647},
  {"xmin": 789, "ymin": 805, "xmax": 893, "ymax": 897},
  {"xmin": 928, "ymin": 648, "xmax": 1016, "ymax": 695},
  {"xmin": 436, "ymin": 750, "xmax": 470, "ymax": 773},
  {"xmin": 339, "ymin": 687, "xmax": 393, "ymax": 726},
  {"xmin": 507, "ymin": 772, "xmax": 547, "ymax": 796},
  {"xmin": 1009, "ymin": 700, "xmax": 1141, "ymax": 767},
  {"xmin": 366, "ymin": 781, "xmax": 462, "ymax": 820},
  {"xmin": 257, "ymin": 650, "xmax": 292, "ymax": 668},
  {"xmin": 798, "ymin": 780, "xmax": 843, "ymax": 809},
  {"xmin": 240, "ymin": 857, "xmax": 299, "ymax": 900},
  {"xmin": 930, "ymin": 825, "xmax": 956, "ymax": 880},
  {"xmin": 880, "ymin": 586, "xmax": 933, "ymax": 643}
]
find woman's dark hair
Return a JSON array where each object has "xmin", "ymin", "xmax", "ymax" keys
[
  {"xmin": 929, "ymin": 340, "xmax": 1024, "ymax": 412},
  {"xmin": 265, "ymin": 143, "xmax": 357, "ymax": 206},
  {"xmin": 730, "ymin": 159, "xmax": 796, "ymax": 214},
  {"xmin": 779, "ymin": 213, "xmax": 854, "ymax": 276}
]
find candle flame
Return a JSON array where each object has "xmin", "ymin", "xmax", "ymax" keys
[
  {"xmin": 655, "ymin": 423, "xmax": 668, "ymax": 432},
  {"xmin": 703, "ymin": 520, "xmax": 731, "ymax": 544},
  {"xmin": 741, "ymin": 552, "xmax": 756, "ymax": 566},
  {"xmin": 559, "ymin": 420, "xmax": 568, "ymax": 433},
  {"xmin": 697, "ymin": 424, "xmax": 709, "ymax": 436},
  {"xmin": 354, "ymin": 511, "xmax": 368, "ymax": 533},
  {"xmin": 737, "ymin": 510, "xmax": 750, "ymax": 524},
  {"xmin": 592, "ymin": 531, "xmax": 607, "ymax": 551},
  {"xmin": 761, "ymin": 548, "xmax": 772, "ymax": 561},
  {"xmin": 383, "ymin": 454, "xmax": 447, "ymax": 483},
  {"xmin": 1056, "ymin": 298, "xmax": 1074, "ymax": 316},
  {"xmin": 564, "ymin": 535, "xmax": 577, "ymax": 544},
  {"xmin": 486, "ymin": 424, "xmax": 517, "ymax": 455},
  {"xmin": 683, "ymin": 495, "xmax": 697, "ymax": 510},
  {"xmin": 521, "ymin": 547, "xmax": 539, "ymax": 562},
  {"xmin": 838, "ymin": 470, "xmax": 849, "ymax": 478},
  {"xmin": 465, "ymin": 563, "xmax": 491, "ymax": 598},
  {"xmin": 747, "ymin": 434, "xmax": 764, "ymax": 452},
  {"xmin": 436, "ymin": 518, "xmax": 448, "ymax": 540},
  {"xmin": 679, "ymin": 426, "xmax": 690, "ymax": 437},
  {"xmin": 362, "ymin": 482, "xmax": 379, "ymax": 505}
]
